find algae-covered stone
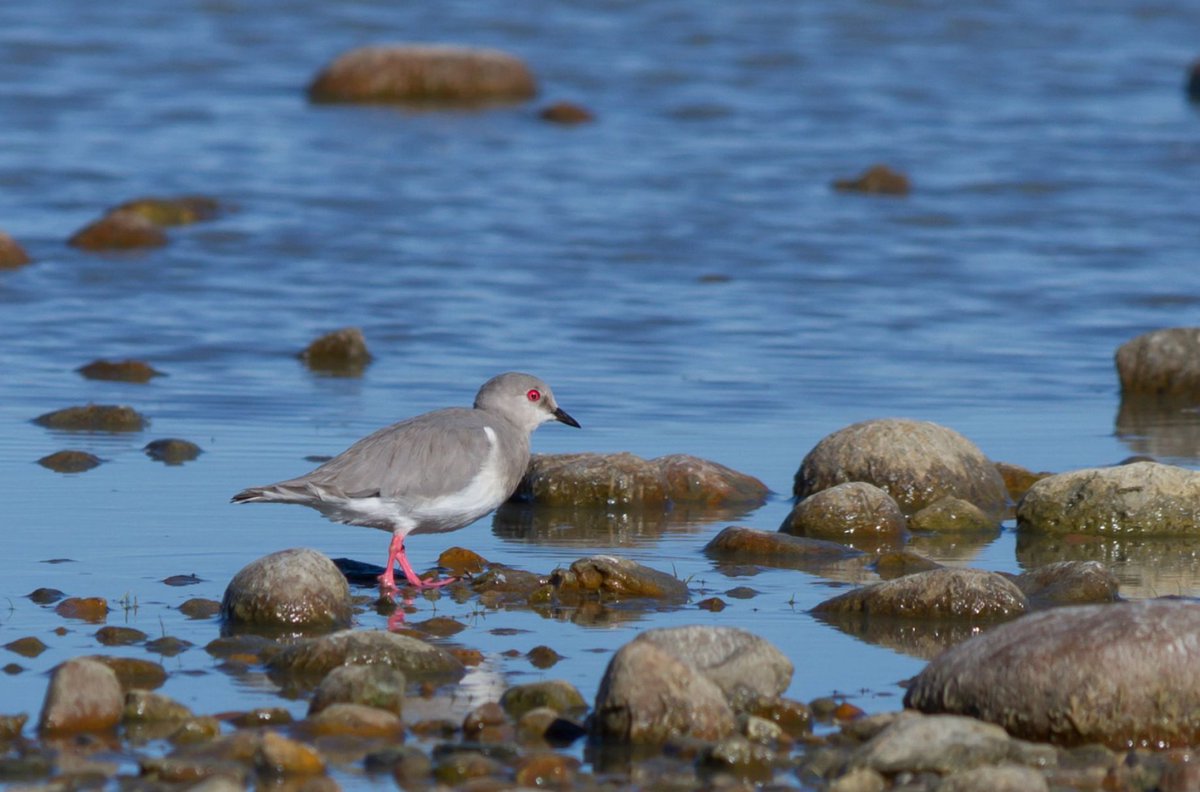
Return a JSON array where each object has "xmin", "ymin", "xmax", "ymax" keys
[
  {"xmin": 268, "ymin": 629, "xmax": 463, "ymax": 683},
  {"xmin": 813, "ymin": 567, "xmax": 1027, "ymax": 621},
  {"xmin": 144, "ymin": 438, "xmax": 203, "ymax": 465},
  {"xmin": 1017, "ymin": 461, "xmax": 1200, "ymax": 536},
  {"xmin": 781, "ymin": 482, "xmax": 906, "ymax": 542},
  {"xmin": 549, "ymin": 556, "xmax": 688, "ymax": 603},
  {"xmin": 908, "ymin": 496, "xmax": 997, "ymax": 533},
  {"xmin": 499, "ymin": 680, "xmax": 587, "ymax": 719},
  {"xmin": 654, "ymin": 454, "xmax": 769, "ymax": 507},
  {"xmin": 299, "ymin": 326, "xmax": 372, "ymax": 375},
  {"xmin": 77, "ymin": 359, "xmax": 163, "ymax": 382},
  {"xmin": 905, "ymin": 598, "xmax": 1200, "ymax": 748},
  {"xmin": 221, "ymin": 548, "xmax": 352, "ymax": 633},
  {"xmin": 38, "ymin": 657, "xmax": 123, "ymax": 735},
  {"xmin": 832, "ymin": 164, "xmax": 911, "ymax": 196},
  {"xmin": 68, "ymin": 210, "xmax": 169, "ymax": 250},
  {"xmin": 795, "ymin": 419, "xmax": 1008, "ymax": 519},
  {"xmin": 308, "ymin": 44, "xmax": 537, "ymax": 105},
  {"xmin": 34, "ymin": 404, "xmax": 147, "ymax": 432},
  {"xmin": 37, "ymin": 450, "xmax": 102, "ymax": 473}
]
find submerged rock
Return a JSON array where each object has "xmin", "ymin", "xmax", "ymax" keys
[
  {"xmin": 795, "ymin": 418, "xmax": 1009, "ymax": 519},
  {"xmin": 705, "ymin": 525, "xmax": 862, "ymax": 569},
  {"xmin": 112, "ymin": 195, "xmax": 220, "ymax": 226},
  {"xmin": 267, "ymin": 630, "xmax": 464, "ymax": 684},
  {"xmin": 540, "ymin": 101, "xmax": 594, "ymax": 124},
  {"xmin": 1018, "ymin": 461, "xmax": 1200, "ymax": 536},
  {"xmin": 77, "ymin": 359, "xmax": 163, "ymax": 382},
  {"xmin": 34, "ymin": 404, "xmax": 148, "ymax": 432},
  {"xmin": 221, "ymin": 548, "xmax": 352, "ymax": 633},
  {"xmin": 144, "ymin": 438, "xmax": 202, "ymax": 465},
  {"xmin": 813, "ymin": 567, "xmax": 1028, "ymax": 621},
  {"xmin": 1115, "ymin": 327, "xmax": 1200, "ymax": 396},
  {"xmin": 37, "ymin": 449, "xmax": 102, "ymax": 473},
  {"xmin": 299, "ymin": 326, "xmax": 372, "ymax": 376},
  {"xmin": 995, "ymin": 461, "xmax": 1051, "ymax": 502},
  {"xmin": 905, "ymin": 598, "xmax": 1200, "ymax": 747},
  {"xmin": 0, "ymin": 231, "xmax": 31, "ymax": 268},
  {"xmin": 68, "ymin": 210, "xmax": 169, "ymax": 250},
  {"xmin": 513, "ymin": 451, "xmax": 767, "ymax": 510},
  {"xmin": 308, "ymin": 44, "xmax": 537, "ymax": 105},
  {"xmin": 780, "ymin": 481, "xmax": 906, "ymax": 544},
  {"xmin": 832, "ymin": 164, "xmax": 911, "ymax": 195},
  {"xmin": 500, "ymin": 680, "xmax": 587, "ymax": 719},
  {"xmin": 908, "ymin": 496, "xmax": 997, "ymax": 533},
  {"xmin": 38, "ymin": 657, "xmax": 123, "ymax": 735}
]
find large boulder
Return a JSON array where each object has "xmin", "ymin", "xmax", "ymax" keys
[
  {"xmin": 221, "ymin": 548, "xmax": 352, "ymax": 633},
  {"xmin": 1017, "ymin": 461, "xmax": 1200, "ymax": 536},
  {"xmin": 905, "ymin": 599, "xmax": 1200, "ymax": 747},
  {"xmin": 795, "ymin": 419, "xmax": 1008, "ymax": 519}
]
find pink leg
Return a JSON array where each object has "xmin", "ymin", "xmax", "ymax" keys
[{"xmin": 378, "ymin": 531, "xmax": 457, "ymax": 593}]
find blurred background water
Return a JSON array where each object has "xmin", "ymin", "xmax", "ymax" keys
[{"xmin": 2, "ymin": 0, "xmax": 1199, "ymax": 783}]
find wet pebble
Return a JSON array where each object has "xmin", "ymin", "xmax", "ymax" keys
[
  {"xmin": 301, "ymin": 702, "xmax": 403, "ymax": 738},
  {"xmin": 27, "ymin": 587, "xmax": 64, "ymax": 604},
  {"xmin": 704, "ymin": 525, "xmax": 861, "ymax": 568},
  {"xmin": 179, "ymin": 597, "xmax": 222, "ymax": 619},
  {"xmin": 795, "ymin": 418, "xmax": 1008, "ymax": 519},
  {"xmin": 92, "ymin": 655, "xmax": 168, "ymax": 690},
  {"xmin": 832, "ymin": 163, "xmax": 911, "ymax": 195},
  {"xmin": 549, "ymin": 555, "xmax": 689, "ymax": 603},
  {"xmin": 68, "ymin": 210, "xmax": 169, "ymax": 250},
  {"xmin": 255, "ymin": 730, "xmax": 325, "ymax": 777},
  {"xmin": 1115, "ymin": 327, "xmax": 1200, "ymax": 396},
  {"xmin": 221, "ymin": 547, "xmax": 352, "ymax": 632},
  {"xmin": 76, "ymin": 358, "xmax": 163, "ymax": 382},
  {"xmin": 308, "ymin": 662, "xmax": 406, "ymax": 716},
  {"xmin": 526, "ymin": 645, "xmax": 562, "ymax": 668},
  {"xmin": 38, "ymin": 657, "xmax": 123, "ymax": 735},
  {"xmin": 4, "ymin": 636, "xmax": 48, "ymax": 657},
  {"xmin": 309, "ymin": 44, "xmax": 537, "ymax": 105},
  {"xmin": 514, "ymin": 750, "xmax": 580, "ymax": 786},
  {"xmin": 144, "ymin": 438, "xmax": 203, "ymax": 464},
  {"xmin": 37, "ymin": 449, "xmax": 103, "ymax": 473},
  {"xmin": 95, "ymin": 626, "xmax": 147, "ymax": 646},
  {"xmin": 146, "ymin": 636, "xmax": 192, "ymax": 657},
  {"xmin": 1018, "ymin": 461, "xmax": 1200, "ymax": 535},
  {"xmin": 908, "ymin": 495, "xmax": 997, "ymax": 532},
  {"xmin": 299, "ymin": 326, "xmax": 372, "ymax": 375},
  {"xmin": 438, "ymin": 545, "xmax": 488, "ymax": 575},
  {"xmin": 33, "ymin": 404, "xmax": 148, "ymax": 432},
  {"xmin": 54, "ymin": 596, "xmax": 109, "ymax": 622},
  {"xmin": 905, "ymin": 598, "xmax": 1200, "ymax": 747}
]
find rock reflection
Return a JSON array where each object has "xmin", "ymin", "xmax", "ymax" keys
[
  {"xmin": 1016, "ymin": 532, "xmax": 1200, "ymax": 599},
  {"xmin": 491, "ymin": 502, "xmax": 757, "ymax": 547},
  {"xmin": 810, "ymin": 613, "xmax": 997, "ymax": 660},
  {"xmin": 1115, "ymin": 395, "xmax": 1200, "ymax": 462}
]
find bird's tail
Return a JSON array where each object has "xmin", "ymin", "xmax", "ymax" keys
[{"xmin": 231, "ymin": 484, "xmax": 309, "ymax": 504}]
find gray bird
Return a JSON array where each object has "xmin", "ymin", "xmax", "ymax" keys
[{"xmin": 232, "ymin": 372, "xmax": 580, "ymax": 592}]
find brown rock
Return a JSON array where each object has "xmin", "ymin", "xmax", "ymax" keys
[
  {"xmin": 905, "ymin": 599, "xmax": 1200, "ymax": 748},
  {"xmin": 179, "ymin": 598, "xmax": 221, "ymax": 619},
  {"xmin": 68, "ymin": 210, "xmax": 169, "ymax": 250},
  {"xmin": 908, "ymin": 496, "xmax": 997, "ymax": 533},
  {"xmin": 654, "ymin": 453, "xmax": 769, "ymax": 506},
  {"xmin": 813, "ymin": 567, "xmax": 1028, "ymax": 620},
  {"xmin": 308, "ymin": 662, "xmax": 405, "ymax": 716},
  {"xmin": 255, "ymin": 730, "xmax": 326, "ymax": 776},
  {"xmin": 299, "ymin": 326, "xmax": 372, "ymax": 375},
  {"xmin": 55, "ymin": 597, "xmax": 109, "ymax": 623},
  {"xmin": 437, "ymin": 546, "xmax": 488, "ymax": 575},
  {"xmin": 123, "ymin": 690, "xmax": 193, "ymax": 723},
  {"xmin": 4, "ymin": 636, "xmax": 48, "ymax": 657},
  {"xmin": 38, "ymin": 657, "xmax": 123, "ymax": 735},
  {"xmin": 539, "ymin": 101, "xmax": 594, "ymax": 124},
  {"xmin": 267, "ymin": 629, "xmax": 464, "ymax": 683},
  {"xmin": 37, "ymin": 450, "xmax": 103, "ymax": 473},
  {"xmin": 221, "ymin": 548, "xmax": 352, "ymax": 633},
  {"xmin": 1010, "ymin": 560, "xmax": 1120, "ymax": 606},
  {"xmin": 549, "ymin": 555, "xmax": 688, "ymax": 602},
  {"xmin": 872, "ymin": 551, "xmax": 941, "ymax": 579},
  {"xmin": 705, "ymin": 525, "xmax": 862, "ymax": 568},
  {"xmin": 0, "ymin": 231, "xmax": 31, "ymax": 268},
  {"xmin": 499, "ymin": 680, "xmax": 586, "ymax": 719},
  {"xmin": 309, "ymin": 44, "xmax": 537, "ymax": 105},
  {"xmin": 514, "ymin": 751, "xmax": 580, "ymax": 786},
  {"xmin": 91, "ymin": 656, "xmax": 168, "ymax": 690},
  {"xmin": 781, "ymin": 481, "xmax": 906, "ymax": 544},
  {"xmin": 832, "ymin": 164, "xmax": 911, "ymax": 195},
  {"xmin": 95, "ymin": 626, "xmax": 148, "ymax": 646},
  {"xmin": 516, "ymin": 451, "xmax": 668, "ymax": 507},
  {"xmin": 301, "ymin": 702, "xmax": 403, "ymax": 738},
  {"xmin": 144, "ymin": 438, "xmax": 202, "ymax": 465},
  {"xmin": 76, "ymin": 359, "xmax": 163, "ymax": 382},
  {"xmin": 795, "ymin": 418, "xmax": 1009, "ymax": 519},
  {"xmin": 34, "ymin": 404, "xmax": 148, "ymax": 432},
  {"xmin": 995, "ymin": 461, "xmax": 1051, "ymax": 502}
]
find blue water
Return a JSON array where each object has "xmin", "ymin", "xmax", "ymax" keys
[{"xmin": 2, "ymin": 0, "xmax": 1200, "ymax": 785}]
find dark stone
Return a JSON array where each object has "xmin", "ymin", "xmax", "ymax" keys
[
  {"xmin": 37, "ymin": 450, "xmax": 102, "ymax": 473},
  {"xmin": 76, "ymin": 359, "xmax": 163, "ymax": 382},
  {"xmin": 33, "ymin": 404, "xmax": 148, "ymax": 432},
  {"xmin": 144, "ymin": 438, "xmax": 202, "ymax": 465}
]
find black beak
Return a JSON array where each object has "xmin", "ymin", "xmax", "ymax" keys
[{"xmin": 554, "ymin": 407, "xmax": 581, "ymax": 428}]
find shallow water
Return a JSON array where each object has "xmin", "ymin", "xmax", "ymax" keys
[{"xmin": 2, "ymin": 0, "xmax": 1200, "ymax": 785}]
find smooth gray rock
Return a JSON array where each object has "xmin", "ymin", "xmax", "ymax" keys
[
  {"xmin": 633, "ymin": 625, "xmax": 793, "ymax": 705},
  {"xmin": 38, "ymin": 657, "xmax": 123, "ymax": 735},
  {"xmin": 794, "ymin": 419, "xmax": 1009, "ymax": 519},
  {"xmin": 813, "ymin": 567, "xmax": 1028, "ymax": 620},
  {"xmin": 1017, "ymin": 462, "xmax": 1200, "ymax": 536},
  {"xmin": 221, "ymin": 547, "xmax": 352, "ymax": 632},
  {"xmin": 780, "ymin": 482, "xmax": 906, "ymax": 544},
  {"xmin": 849, "ymin": 712, "xmax": 1013, "ymax": 774},
  {"xmin": 309, "ymin": 662, "xmax": 406, "ymax": 716},
  {"xmin": 938, "ymin": 763, "xmax": 1050, "ymax": 792},
  {"xmin": 1115, "ymin": 327, "xmax": 1200, "ymax": 396},
  {"xmin": 269, "ymin": 630, "xmax": 464, "ymax": 684},
  {"xmin": 905, "ymin": 599, "xmax": 1200, "ymax": 747}
]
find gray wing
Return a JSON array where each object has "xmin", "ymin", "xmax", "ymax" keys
[{"xmin": 264, "ymin": 408, "xmax": 493, "ymax": 501}]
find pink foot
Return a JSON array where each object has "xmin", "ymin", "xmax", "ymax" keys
[{"xmin": 379, "ymin": 533, "xmax": 458, "ymax": 595}]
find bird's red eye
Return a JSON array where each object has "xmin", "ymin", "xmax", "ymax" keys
[{"xmin": 527, "ymin": 389, "xmax": 541, "ymax": 402}]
